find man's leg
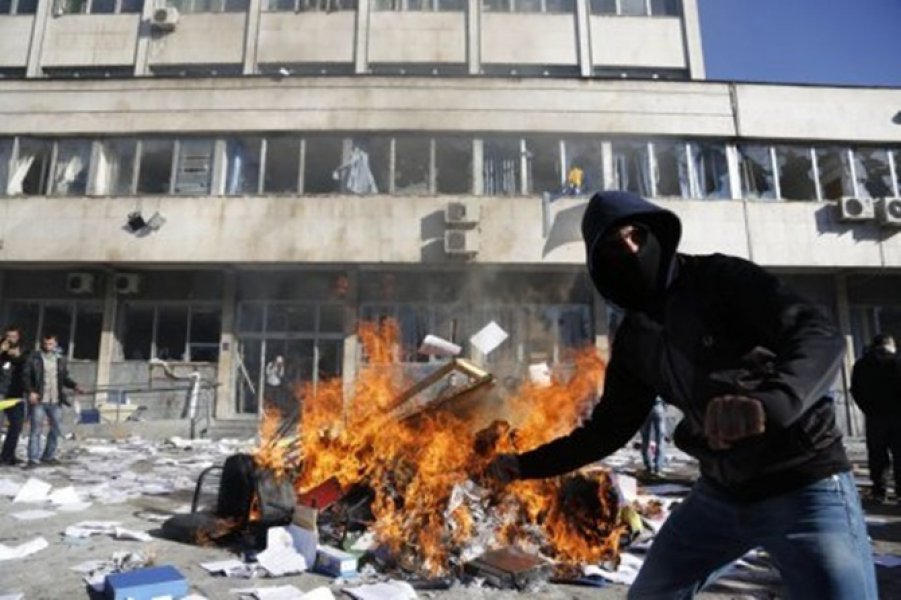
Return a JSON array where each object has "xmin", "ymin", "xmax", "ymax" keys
[
  {"xmin": 640, "ymin": 418, "xmax": 653, "ymax": 472},
  {"xmin": 865, "ymin": 417, "xmax": 889, "ymax": 498},
  {"xmin": 754, "ymin": 471, "xmax": 878, "ymax": 600},
  {"xmin": 628, "ymin": 479, "xmax": 752, "ymax": 599},
  {"xmin": 0, "ymin": 402, "xmax": 25, "ymax": 463},
  {"xmin": 887, "ymin": 415, "xmax": 901, "ymax": 499},
  {"xmin": 652, "ymin": 409, "xmax": 666, "ymax": 473},
  {"xmin": 27, "ymin": 403, "xmax": 45, "ymax": 464},
  {"xmin": 41, "ymin": 403, "xmax": 62, "ymax": 461}
]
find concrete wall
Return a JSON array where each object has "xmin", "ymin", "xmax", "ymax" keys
[
  {"xmin": 0, "ymin": 77, "xmax": 735, "ymax": 136},
  {"xmin": 0, "ymin": 16, "xmax": 34, "ymax": 68},
  {"xmin": 256, "ymin": 12, "xmax": 356, "ymax": 65},
  {"xmin": 369, "ymin": 12, "xmax": 466, "ymax": 65},
  {"xmin": 148, "ymin": 13, "xmax": 246, "ymax": 66},
  {"xmin": 0, "ymin": 195, "xmax": 899, "ymax": 269},
  {"xmin": 734, "ymin": 84, "xmax": 901, "ymax": 144},
  {"xmin": 589, "ymin": 16, "xmax": 686, "ymax": 70},
  {"xmin": 42, "ymin": 14, "xmax": 140, "ymax": 68},
  {"xmin": 480, "ymin": 14, "xmax": 578, "ymax": 66}
]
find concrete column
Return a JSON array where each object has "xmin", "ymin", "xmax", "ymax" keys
[
  {"xmin": 472, "ymin": 138, "xmax": 483, "ymax": 195},
  {"xmin": 25, "ymin": 0, "xmax": 53, "ymax": 78},
  {"xmin": 243, "ymin": 0, "xmax": 264, "ymax": 75},
  {"xmin": 133, "ymin": 0, "xmax": 157, "ymax": 76},
  {"xmin": 354, "ymin": 0, "xmax": 371, "ymax": 74},
  {"xmin": 574, "ymin": 0, "xmax": 592, "ymax": 78},
  {"xmin": 601, "ymin": 141, "xmax": 614, "ymax": 190},
  {"xmin": 834, "ymin": 273, "xmax": 863, "ymax": 437},
  {"xmin": 466, "ymin": 0, "xmax": 480, "ymax": 75},
  {"xmin": 341, "ymin": 268, "xmax": 360, "ymax": 424},
  {"xmin": 680, "ymin": 0, "xmax": 706, "ymax": 79},
  {"xmin": 215, "ymin": 269, "xmax": 237, "ymax": 418},
  {"xmin": 93, "ymin": 271, "xmax": 120, "ymax": 406}
]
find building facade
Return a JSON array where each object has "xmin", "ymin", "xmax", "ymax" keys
[{"xmin": 0, "ymin": 0, "xmax": 899, "ymax": 433}]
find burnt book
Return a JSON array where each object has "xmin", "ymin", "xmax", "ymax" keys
[{"xmin": 464, "ymin": 547, "xmax": 552, "ymax": 590}]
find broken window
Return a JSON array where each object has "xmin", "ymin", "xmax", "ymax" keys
[
  {"xmin": 482, "ymin": 0, "xmax": 508, "ymax": 10},
  {"xmin": 483, "ymin": 138, "xmax": 522, "ymax": 196},
  {"xmin": 174, "ymin": 139, "xmax": 214, "ymax": 195},
  {"xmin": 774, "ymin": 145, "xmax": 816, "ymax": 200},
  {"xmin": 563, "ymin": 138, "xmax": 603, "ymax": 196},
  {"xmin": 73, "ymin": 304, "xmax": 102, "ymax": 360},
  {"xmin": 650, "ymin": 0, "xmax": 678, "ymax": 15},
  {"xmin": 853, "ymin": 148, "xmax": 894, "ymax": 199},
  {"xmin": 263, "ymin": 137, "xmax": 300, "ymax": 194},
  {"xmin": 590, "ymin": 0, "xmax": 616, "ymax": 13},
  {"xmin": 42, "ymin": 304, "xmax": 73, "ymax": 356},
  {"xmin": 156, "ymin": 307, "xmax": 188, "ymax": 361},
  {"xmin": 189, "ymin": 307, "xmax": 221, "ymax": 362},
  {"xmin": 268, "ymin": 0, "xmax": 294, "ymax": 8},
  {"xmin": 525, "ymin": 137, "xmax": 562, "ymax": 195},
  {"xmin": 90, "ymin": 0, "xmax": 116, "ymax": 13},
  {"xmin": 55, "ymin": 0, "xmax": 88, "ymax": 14},
  {"xmin": 14, "ymin": 0, "xmax": 37, "ymax": 12},
  {"xmin": 304, "ymin": 137, "xmax": 343, "ymax": 194},
  {"xmin": 225, "ymin": 137, "xmax": 262, "ymax": 195},
  {"xmin": 814, "ymin": 147, "xmax": 853, "ymax": 200},
  {"xmin": 435, "ymin": 137, "xmax": 472, "ymax": 194},
  {"xmin": 738, "ymin": 144, "xmax": 776, "ymax": 200},
  {"xmin": 0, "ymin": 138, "xmax": 11, "ymax": 195},
  {"xmin": 620, "ymin": 0, "xmax": 647, "ymax": 16},
  {"xmin": 270, "ymin": 0, "xmax": 356, "ymax": 11},
  {"xmin": 11, "ymin": 138, "xmax": 52, "ymax": 196},
  {"xmin": 52, "ymin": 139, "xmax": 92, "ymax": 196},
  {"xmin": 137, "ymin": 139, "xmax": 174, "ymax": 195},
  {"xmin": 395, "ymin": 138, "xmax": 431, "ymax": 195},
  {"xmin": 167, "ymin": 0, "xmax": 244, "ymax": 12},
  {"xmin": 688, "ymin": 142, "xmax": 729, "ymax": 199},
  {"xmin": 120, "ymin": 0, "xmax": 143, "ymax": 11},
  {"xmin": 652, "ymin": 139, "xmax": 689, "ymax": 197},
  {"xmin": 95, "ymin": 139, "xmax": 137, "ymax": 195},
  {"xmin": 338, "ymin": 138, "xmax": 388, "ymax": 195},
  {"xmin": 611, "ymin": 141, "xmax": 652, "ymax": 196},
  {"xmin": 121, "ymin": 305, "xmax": 154, "ymax": 360}
]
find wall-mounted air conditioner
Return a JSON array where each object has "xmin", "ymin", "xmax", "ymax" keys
[
  {"xmin": 66, "ymin": 272, "xmax": 94, "ymax": 295},
  {"xmin": 444, "ymin": 202, "xmax": 479, "ymax": 227},
  {"xmin": 838, "ymin": 197, "xmax": 875, "ymax": 222},
  {"xmin": 115, "ymin": 273, "xmax": 141, "ymax": 295},
  {"xmin": 151, "ymin": 6, "xmax": 179, "ymax": 32},
  {"xmin": 876, "ymin": 197, "xmax": 901, "ymax": 227},
  {"xmin": 444, "ymin": 230, "xmax": 479, "ymax": 256}
]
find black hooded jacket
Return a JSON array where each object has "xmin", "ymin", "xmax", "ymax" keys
[
  {"xmin": 517, "ymin": 191, "xmax": 850, "ymax": 501},
  {"xmin": 851, "ymin": 346, "xmax": 901, "ymax": 417}
]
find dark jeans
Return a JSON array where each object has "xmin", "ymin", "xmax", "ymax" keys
[
  {"xmin": 1, "ymin": 400, "xmax": 25, "ymax": 462},
  {"xmin": 641, "ymin": 402, "xmax": 667, "ymax": 472},
  {"xmin": 865, "ymin": 414, "xmax": 901, "ymax": 496},
  {"xmin": 629, "ymin": 472, "xmax": 877, "ymax": 599},
  {"xmin": 28, "ymin": 402, "xmax": 63, "ymax": 462}
]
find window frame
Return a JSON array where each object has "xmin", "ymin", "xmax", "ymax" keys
[{"xmin": 118, "ymin": 301, "xmax": 222, "ymax": 363}]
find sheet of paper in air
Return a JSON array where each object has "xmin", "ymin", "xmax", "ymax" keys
[
  {"xmin": 11, "ymin": 509, "xmax": 57, "ymax": 521},
  {"xmin": 873, "ymin": 553, "xmax": 901, "ymax": 568},
  {"xmin": 0, "ymin": 478, "xmax": 21, "ymax": 497},
  {"xmin": 343, "ymin": 581, "xmax": 417, "ymax": 600},
  {"xmin": 418, "ymin": 334, "xmax": 462, "ymax": 357},
  {"xmin": 469, "ymin": 321, "xmax": 509, "ymax": 356},
  {"xmin": 256, "ymin": 527, "xmax": 308, "ymax": 577},
  {"xmin": 528, "ymin": 362, "xmax": 552, "ymax": 387},
  {"xmin": 0, "ymin": 537, "xmax": 49, "ymax": 561},
  {"xmin": 12, "ymin": 478, "xmax": 51, "ymax": 503}
]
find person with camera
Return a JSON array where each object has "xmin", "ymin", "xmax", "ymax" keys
[{"xmin": 0, "ymin": 326, "xmax": 28, "ymax": 466}]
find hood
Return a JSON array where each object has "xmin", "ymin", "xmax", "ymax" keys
[{"xmin": 581, "ymin": 191, "xmax": 682, "ymax": 308}]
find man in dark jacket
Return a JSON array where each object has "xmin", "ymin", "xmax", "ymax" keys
[
  {"xmin": 851, "ymin": 333, "xmax": 901, "ymax": 501},
  {"xmin": 0, "ymin": 326, "xmax": 28, "ymax": 465},
  {"xmin": 485, "ymin": 191, "xmax": 876, "ymax": 599},
  {"xmin": 23, "ymin": 332, "xmax": 83, "ymax": 468}
]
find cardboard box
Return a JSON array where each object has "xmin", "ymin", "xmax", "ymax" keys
[
  {"xmin": 315, "ymin": 545, "xmax": 357, "ymax": 577},
  {"xmin": 104, "ymin": 565, "xmax": 188, "ymax": 600}
]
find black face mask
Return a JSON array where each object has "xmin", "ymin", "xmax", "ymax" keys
[{"xmin": 591, "ymin": 228, "xmax": 663, "ymax": 311}]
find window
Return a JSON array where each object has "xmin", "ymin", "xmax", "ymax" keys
[
  {"xmin": 525, "ymin": 137, "xmax": 562, "ymax": 195},
  {"xmin": 1, "ymin": 0, "xmax": 38, "ymax": 13},
  {"xmin": 0, "ymin": 138, "xmax": 11, "ymax": 196},
  {"xmin": 483, "ymin": 0, "xmax": 574, "ymax": 13},
  {"xmin": 2, "ymin": 301, "xmax": 101, "ymax": 360},
  {"xmin": 395, "ymin": 138, "xmax": 431, "ymax": 195},
  {"xmin": 373, "ymin": 0, "xmax": 463, "ymax": 10},
  {"xmin": 435, "ymin": 137, "xmax": 472, "ymax": 195},
  {"xmin": 10, "ymin": 138, "xmax": 52, "ymax": 196},
  {"xmin": 814, "ymin": 147, "xmax": 853, "ymax": 201},
  {"xmin": 611, "ymin": 141, "xmax": 651, "ymax": 196},
  {"xmin": 51, "ymin": 0, "xmax": 142, "ymax": 13},
  {"xmin": 591, "ymin": 0, "xmax": 678, "ymax": 16},
  {"xmin": 95, "ymin": 138, "xmax": 138, "ymax": 196},
  {"xmin": 650, "ymin": 0, "xmax": 678, "ymax": 16},
  {"xmin": 688, "ymin": 142, "xmax": 729, "ymax": 199},
  {"xmin": 738, "ymin": 145, "xmax": 776, "ymax": 200},
  {"xmin": 267, "ymin": 0, "xmax": 357, "ymax": 10},
  {"xmin": 52, "ymin": 139, "xmax": 92, "ymax": 196},
  {"xmin": 263, "ymin": 137, "xmax": 300, "ymax": 194},
  {"xmin": 54, "ymin": 0, "xmax": 87, "ymax": 14},
  {"xmin": 651, "ymin": 139, "xmax": 689, "ymax": 197},
  {"xmin": 174, "ymin": 139, "xmax": 214, "ymax": 195},
  {"xmin": 73, "ymin": 305, "xmax": 103, "ymax": 360},
  {"xmin": 120, "ymin": 303, "xmax": 220, "ymax": 362},
  {"xmin": 225, "ymin": 138, "xmax": 262, "ymax": 195},
  {"xmin": 483, "ymin": 139, "xmax": 522, "ymax": 196},
  {"xmin": 775, "ymin": 146, "xmax": 816, "ymax": 200},
  {"xmin": 590, "ymin": 0, "xmax": 616, "ymax": 13},
  {"xmin": 338, "ymin": 138, "xmax": 388, "ymax": 195},
  {"xmin": 563, "ymin": 139, "xmax": 603, "ymax": 196},
  {"xmin": 619, "ymin": 0, "xmax": 646, "ymax": 15},
  {"xmin": 853, "ymin": 148, "xmax": 893, "ymax": 199},
  {"xmin": 167, "ymin": 0, "xmax": 247, "ymax": 12},
  {"xmin": 137, "ymin": 139, "xmax": 174, "ymax": 195},
  {"xmin": 303, "ymin": 137, "xmax": 343, "ymax": 195},
  {"xmin": 894, "ymin": 150, "xmax": 901, "ymax": 197}
]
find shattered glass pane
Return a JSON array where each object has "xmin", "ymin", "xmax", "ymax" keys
[
  {"xmin": 815, "ymin": 147, "xmax": 853, "ymax": 200},
  {"xmin": 563, "ymin": 138, "xmax": 603, "ymax": 196},
  {"xmin": 395, "ymin": 137, "xmax": 431, "ymax": 195},
  {"xmin": 53, "ymin": 139, "xmax": 92, "ymax": 196},
  {"xmin": 774, "ymin": 145, "xmax": 816, "ymax": 200},
  {"xmin": 435, "ymin": 137, "xmax": 472, "ymax": 194},
  {"xmin": 73, "ymin": 304, "xmax": 103, "ymax": 360},
  {"xmin": 738, "ymin": 144, "xmax": 776, "ymax": 200},
  {"xmin": 15, "ymin": 138, "xmax": 53, "ymax": 196},
  {"xmin": 263, "ymin": 137, "xmax": 300, "ymax": 194},
  {"xmin": 121, "ymin": 305, "xmax": 154, "ymax": 361},
  {"xmin": 156, "ymin": 307, "xmax": 189, "ymax": 361},
  {"xmin": 525, "ymin": 137, "xmax": 562, "ymax": 195},
  {"xmin": 611, "ymin": 141, "xmax": 652, "ymax": 196},
  {"xmin": 97, "ymin": 138, "xmax": 138, "ymax": 195},
  {"xmin": 853, "ymin": 148, "xmax": 893, "ymax": 199},
  {"xmin": 652, "ymin": 139, "xmax": 689, "ymax": 198},
  {"xmin": 137, "ymin": 139, "xmax": 174, "ymax": 195},
  {"xmin": 689, "ymin": 142, "xmax": 729, "ymax": 199},
  {"xmin": 225, "ymin": 137, "xmax": 262, "ymax": 195},
  {"xmin": 304, "ymin": 137, "xmax": 343, "ymax": 194}
]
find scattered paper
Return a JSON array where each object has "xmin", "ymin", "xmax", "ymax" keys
[
  {"xmin": 11, "ymin": 509, "xmax": 56, "ymax": 521},
  {"xmin": 873, "ymin": 553, "xmax": 901, "ymax": 568},
  {"xmin": 584, "ymin": 552, "xmax": 644, "ymax": 585},
  {"xmin": 202, "ymin": 558, "xmax": 247, "ymax": 576},
  {"xmin": 232, "ymin": 585, "xmax": 305, "ymax": 600},
  {"xmin": 418, "ymin": 334, "xmax": 462, "ymax": 357},
  {"xmin": 0, "ymin": 478, "xmax": 21, "ymax": 497},
  {"xmin": 866, "ymin": 516, "xmax": 889, "ymax": 525},
  {"xmin": 0, "ymin": 537, "xmax": 49, "ymax": 561},
  {"xmin": 257, "ymin": 527, "xmax": 308, "ymax": 577},
  {"xmin": 343, "ymin": 581, "xmax": 417, "ymax": 600},
  {"xmin": 114, "ymin": 527, "xmax": 153, "ymax": 542},
  {"xmin": 65, "ymin": 521, "xmax": 120, "ymax": 538},
  {"xmin": 469, "ymin": 321, "xmax": 509, "ymax": 356},
  {"xmin": 57, "ymin": 501, "xmax": 93, "ymax": 512},
  {"xmin": 12, "ymin": 478, "xmax": 51, "ymax": 503},
  {"xmin": 0, "ymin": 593, "xmax": 25, "ymax": 600},
  {"xmin": 300, "ymin": 589, "xmax": 335, "ymax": 600},
  {"xmin": 48, "ymin": 485, "xmax": 81, "ymax": 505},
  {"xmin": 70, "ymin": 559, "xmax": 110, "ymax": 574},
  {"xmin": 614, "ymin": 473, "xmax": 638, "ymax": 503}
]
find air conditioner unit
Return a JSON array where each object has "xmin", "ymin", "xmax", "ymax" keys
[
  {"xmin": 66, "ymin": 272, "xmax": 94, "ymax": 295},
  {"xmin": 150, "ymin": 6, "xmax": 179, "ymax": 32},
  {"xmin": 444, "ymin": 230, "xmax": 479, "ymax": 256},
  {"xmin": 838, "ymin": 197, "xmax": 875, "ymax": 222},
  {"xmin": 876, "ymin": 197, "xmax": 901, "ymax": 227},
  {"xmin": 115, "ymin": 273, "xmax": 141, "ymax": 295},
  {"xmin": 444, "ymin": 202, "xmax": 479, "ymax": 226}
]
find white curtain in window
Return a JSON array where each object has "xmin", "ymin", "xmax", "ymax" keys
[
  {"xmin": 689, "ymin": 143, "xmax": 729, "ymax": 199},
  {"xmin": 7, "ymin": 154, "xmax": 35, "ymax": 195},
  {"xmin": 333, "ymin": 147, "xmax": 378, "ymax": 194},
  {"xmin": 53, "ymin": 153, "xmax": 87, "ymax": 195}
]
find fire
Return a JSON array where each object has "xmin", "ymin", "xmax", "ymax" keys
[{"xmin": 254, "ymin": 319, "xmax": 624, "ymax": 575}]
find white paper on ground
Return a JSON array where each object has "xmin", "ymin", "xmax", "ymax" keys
[
  {"xmin": 12, "ymin": 478, "xmax": 51, "ymax": 503},
  {"xmin": 257, "ymin": 527, "xmax": 308, "ymax": 577},
  {"xmin": 584, "ymin": 552, "xmax": 644, "ymax": 586},
  {"xmin": 48, "ymin": 485, "xmax": 81, "ymax": 505},
  {"xmin": 0, "ymin": 478, "xmax": 21, "ymax": 497},
  {"xmin": 57, "ymin": 501, "xmax": 93, "ymax": 512},
  {"xmin": 468, "ymin": 321, "xmax": 509, "ymax": 356},
  {"xmin": 231, "ymin": 585, "xmax": 305, "ymax": 600},
  {"xmin": 114, "ymin": 527, "xmax": 152, "ymax": 542},
  {"xmin": 65, "ymin": 521, "xmax": 120, "ymax": 538},
  {"xmin": 0, "ymin": 537, "xmax": 49, "ymax": 561},
  {"xmin": 343, "ymin": 581, "xmax": 417, "ymax": 600},
  {"xmin": 70, "ymin": 559, "xmax": 109, "ymax": 574},
  {"xmin": 873, "ymin": 553, "xmax": 901, "ymax": 568},
  {"xmin": 285, "ymin": 525, "xmax": 318, "ymax": 568},
  {"xmin": 11, "ymin": 509, "xmax": 56, "ymax": 521},
  {"xmin": 0, "ymin": 593, "xmax": 25, "ymax": 600},
  {"xmin": 300, "ymin": 588, "xmax": 336, "ymax": 600}
]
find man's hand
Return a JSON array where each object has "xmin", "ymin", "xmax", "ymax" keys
[
  {"xmin": 28, "ymin": 392, "xmax": 40, "ymax": 405},
  {"xmin": 705, "ymin": 395, "xmax": 766, "ymax": 450},
  {"xmin": 482, "ymin": 453, "xmax": 521, "ymax": 486}
]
